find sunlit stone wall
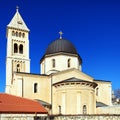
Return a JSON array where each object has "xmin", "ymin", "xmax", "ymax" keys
[
  {"xmin": 97, "ymin": 105, "xmax": 120, "ymax": 114},
  {"xmin": 49, "ymin": 115, "xmax": 120, "ymax": 120}
]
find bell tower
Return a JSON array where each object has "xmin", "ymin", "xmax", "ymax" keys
[{"xmin": 5, "ymin": 7, "xmax": 30, "ymax": 93}]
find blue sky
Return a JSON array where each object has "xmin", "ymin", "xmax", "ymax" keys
[{"xmin": 0, "ymin": 0, "xmax": 120, "ymax": 92}]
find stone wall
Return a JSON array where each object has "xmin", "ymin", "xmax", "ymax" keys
[
  {"xmin": 0, "ymin": 114, "xmax": 46, "ymax": 120},
  {"xmin": 2, "ymin": 114, "xmax": 120, "ymax": 120},
  {"xmin": 97, "ymin": 105, "xmax": 120, "ymax": 114},
  {"xmin": 42, "ymin": 115, "xmax": 120, "ymax": 120}
]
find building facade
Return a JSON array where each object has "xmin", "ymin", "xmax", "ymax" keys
[{"xmin": 5, "ymin": 8, "xmax": 112, "ymax": 115}]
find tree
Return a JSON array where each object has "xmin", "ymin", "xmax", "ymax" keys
[
  {"xmin": 112, "ymin": 89, "xmax": 120, "ymax": 104},
  {"xmin": 114, "ymin": 89, "xmax": 120, "ymax": 98}
]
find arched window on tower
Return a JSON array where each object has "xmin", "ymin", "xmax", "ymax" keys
[
  {"xmin": 12, "ymin": 31, "xmax": 15, "ymax": 36},
  {"xmin": 52, "ymin": 59, "xmax": 55, "ymax": 68},
  {"xmin": 96, "ymin": 88, "xmax": 99, "ymax": 96},
  {"xmin": 68, "ymin": 59, "xmax": 71, "ymax": 68},
  {"xmin": 19, "ymin": 44, "xmax": 23, "ymax": 54},
  {"xmin": 16, "ymin": 31, "xmax": 18, "ymax": 37},
  {"xmin": 16, "ymin": 64, "xmax": 20, "ymax": 72},
  {"xmin": 34, "ymin": 83, "xmax": 38, "ymax": 93},
  {"xmin": 22, "ymin": 33, "xmax": 25, "ymax": 38},
  {"xmin": 14, "ymin": 43, "xmax": 18, "ymax": 53},
  {"xmin": 19, "ymin": 32, "xmax": 21, "ymax": 37},
  {"xmin": 83, "ymin": 105, "xmax": 87, "ymax": 114}
]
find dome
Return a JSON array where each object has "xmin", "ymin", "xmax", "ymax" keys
[
  {"xmin": 45, "ymin": 38, "xmax": 78, "ymax": 55},
  {"xmin": 43, "ymin": 38, "xmax": 82, "ymax": 64}
]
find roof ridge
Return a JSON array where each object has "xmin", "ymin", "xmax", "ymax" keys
[{"xmin": 0, "ymin": 93, "xmax": 37, "ymax": 103}]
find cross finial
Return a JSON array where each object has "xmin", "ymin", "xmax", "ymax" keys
[
  {"xmin": 59, "ymin": 31, "xmax": 63, "ymax": 39},
  {"xmin": 16, "ymin": 6, "xmax": 19, "ymax": 12}
]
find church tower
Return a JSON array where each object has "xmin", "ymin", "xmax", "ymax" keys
[{"xmin": 5, "ymin": 7, "xmax": 30, "ymax": 93}]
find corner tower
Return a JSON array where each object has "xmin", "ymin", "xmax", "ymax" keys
[{"xmin": 5, "ymin": 7, "xmax": 30, "ymax": 93}]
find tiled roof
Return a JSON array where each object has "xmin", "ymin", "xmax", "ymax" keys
[
  {"xmin": 0, "ymin": 93, "xmax": 48, "ymax": 114},
  {"xmin": 53, "ymin": 77, "xmax": 98, "ymax": 87},
  {"xmin": 35, "ymin": 99, "xmax": 51, "ymax": 106},
  {"xmin": 94, "ymin": 79, "xmax": 111, "ymax": 82},
  {"xmin": 96, "ymin": 102, "xmax": 108, "ymax": 107}
]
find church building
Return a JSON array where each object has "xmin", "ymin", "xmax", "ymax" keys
[{"xmin": 5, "ymin": 7, "xmax": 112, "ymax": 115}]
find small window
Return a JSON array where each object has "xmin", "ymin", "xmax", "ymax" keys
[
  {"xmin": 52, "ymin": 59, "xmax": 55, "ymax": 68},
  {"xmin": 68, "ymin": 59, "xmax": 71, "ymax": 68},
  {"xmin": 96, "ymin": 88, "xmax": 99, "ymax": 96},
  {"xmin": 17, "ymin": 21, "xmax": 23, "ymax": 25},
  {"xmin": 14, "ymin": 43, "xmax": 18, "ymax": 53},
  {"xmin": 17, "ymin": 64, "xmax": 20, "ymax": 72},
  {"xmin": 34, "ymin": 83, "xmax": 38, "ymax": 93},
  {"xmin": 19, "ymin": 44, "xmax": 23, "ymax": 54},
  {"xmin": 83, "ymin": 105, "xmax": 87, "ymax": 114}
]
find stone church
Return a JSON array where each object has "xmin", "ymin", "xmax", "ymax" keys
[{"xmin": 5, "ymin": 8, "xmax": 112, "ymax": 115}]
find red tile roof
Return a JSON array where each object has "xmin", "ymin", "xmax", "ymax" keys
[{"xmin": 0, "ymin": 93, "xmax": 48, "ymax": 114}]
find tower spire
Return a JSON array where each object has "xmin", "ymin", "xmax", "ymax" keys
[
  {"xmin": 59, "ymin": 31, "xmax": 63, "ymax": 39},
  {"xmin": 7, "ymin": 6, "xmax": 29, "ymax": 31}
]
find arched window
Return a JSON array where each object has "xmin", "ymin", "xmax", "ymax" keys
[
  {"xmin": 14, "ymin": 43, "xmax": 18, "ymax": 53},
  {"xmin": 19, "ymin": 44, "xmax": 23, "ymax": 54},
  {"xmin": 96, "ymin": 88, "xmax": 99, "ymax": 96},
  {"xmin": 16, "ymin": 64, "xmax": 20, "ymax": 72},
  {"xmin": 68, "ymin": 59, "xmax": 71, "ymax": 68},
  {"xmin": 12, "ymin": 31, "xmax": 15, "ymax": 36},
  {"xmin": 16, "ymin": 31, "xmax": 18, "ymax": 37},
  {"xmin": 19, "ymin": 32, "xmax": 21, "ymax": 37},
  {"xmin": 52, "ymin": 59, "xmax": 55, "ymax": 68},
  {"xmin": 34, "ymin": 83, "xmax": 38, "ymax": 93},
  {"xmin": 83, "ymin": 105, "xmax": 87, "ymax": 114},
  {"xmin": 22, "ymin": 33, "xmax": 25, "ymax": 38}
]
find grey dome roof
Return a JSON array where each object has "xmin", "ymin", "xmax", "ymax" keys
[
  {"xmin": 45, "ymin": 38, "xmax": 78, "ymax": 55},
  {"xmin": 40, "ymin": 38, "xmax": 82, "ymax": 64}
]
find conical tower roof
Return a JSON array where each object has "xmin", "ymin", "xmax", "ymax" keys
[{"xmin": 7, "ymin": 7, "xmax": 29, "ymax": 32}]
